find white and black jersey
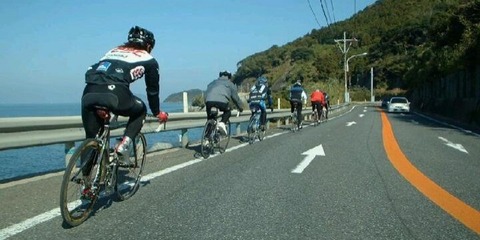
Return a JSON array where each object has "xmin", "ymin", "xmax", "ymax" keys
[{"xmin": 85, "ymin": 46, "xmax": 160, "ymax": 115}]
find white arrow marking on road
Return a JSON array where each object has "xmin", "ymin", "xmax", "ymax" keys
[
  {"xmin": 359, "ymin": 114, "xmax": 365, "ymax": 118},
  {"xmin": 438, "ymin": 137, "xmax": 468, "ymax": 154},
  {"xmin": 346, "ymin": 121, "xmax": 357, "ymax": 127},
  {"xmin": 292, "ymin": 144, "xmax": 325, "ymax": 174}
]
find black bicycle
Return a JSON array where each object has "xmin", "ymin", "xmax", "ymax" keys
[
  {"xmin": 60, "ymin": 107, "xmax": 158, "ymax": 227},
  {"xmin": 247, "ymin": 106, "xmax": 265, "ymax": 144},
  {"xmin": 200, "ymin": 107, "xmax": 231, "ymax": 159}
]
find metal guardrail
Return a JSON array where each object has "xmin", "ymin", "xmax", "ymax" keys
[{"xmin": 0, "ymin": 104, "xmax": 348, "ymax": 153}]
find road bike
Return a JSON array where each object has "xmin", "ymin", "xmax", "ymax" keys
[
  {"xmin": 60, "ymin": 107, "xmax": 159, "ymax": 227},
  {"xmin": 200, "ymin": 107, "xmax": 231, "ymax": 159},
  {"xmin": 247, "ymin": 105, "xmax": 265, "ymax": 144}
]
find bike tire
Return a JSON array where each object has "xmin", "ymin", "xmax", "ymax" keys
[
  {"xmin": 60, "ymin": 139, "xmax": 103, "ymax": 227},
  {"xmin": 200, "ymin": 120, "xmax": 215, "ymax": 159},
  {"xmin": 291, "ymin": 115, "xmax": 298, "ymax": 132},
  {"xmin": 115, "ymin": 133, "xmax": 147, "ymax": 201},
  {"xmin": 247, "ymin": 116, "xmax": 255, "ymax": 144},
  {"xmin": 320, "ymin": 108, "xmax": 326, "ymax": 123},
  {"xmin": 217, "ymin": 120, "xmax": 231, "ymax": 153},
  {"xmin": 258, "ymin": 127, "xmax": 265, "ymax": 141}
]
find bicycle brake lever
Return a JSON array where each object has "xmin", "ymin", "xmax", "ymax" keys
[{"xmin": 155, "ymin": 121, "xmax": 166, "ymax": 132}]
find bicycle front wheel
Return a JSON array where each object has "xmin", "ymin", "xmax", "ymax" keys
[
  {"xmin": 247, "ymin": 117, "xmax": 255, "ymax": 144},
  {"xmin": 200, "ymin": 120, "xmax": 215, "ymax": 159},
  {"xmin": 116, "ymin": 133, "xmax": 147, "ymax": 201},
  {"xmin": 258, "ymin": 125, "xmax": 265, "ymax": 141},
  {"xmin": 60, "ymin": 139, "xmax": 103, "ymax": 227},
  {"xmin": 217, "ymin": 120, "xmax": 231, "ymax": 153}
]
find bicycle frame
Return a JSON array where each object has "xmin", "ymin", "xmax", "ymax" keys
[
  {"xmin": 200, "ymin": 107, "xmax": 231, "ymax": 158},
  {"xmin": 246, "ymin": 107, "xmax": 264, "ymax": 144},
  {"xmin": 60, "ymin": 107, "xmax": 150, "ymax": 226}
]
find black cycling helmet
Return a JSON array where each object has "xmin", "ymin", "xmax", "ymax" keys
[
  {"xmin": 128, "ymin": 26, "xmax": 155, "ymax": 49},
  {"xmin": 219, "ymin": 70, "xmax": 232, "ymax": 79}
]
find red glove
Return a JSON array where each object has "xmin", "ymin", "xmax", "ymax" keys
[{"xmin": 157, "ymin": 111, "xmax": 168, "ymax": 123}]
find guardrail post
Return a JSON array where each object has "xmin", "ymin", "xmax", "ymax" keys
[
  {"xmin": 181, "ymin": 129, "xmax": 188, "ymax": 148},
  {"xmin": 183, "ymin": 92, "xmax": 188, "ymax": 113},
  {"xmin": 65, "ymin": 141, "xmax": 75, "ymax": 167}
]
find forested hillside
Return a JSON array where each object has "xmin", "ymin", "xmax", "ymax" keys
[{"xmin": 233, "ymin": 0, "xmax": 480, "ymax": 110}]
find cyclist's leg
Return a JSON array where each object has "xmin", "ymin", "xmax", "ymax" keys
[
  {"xmin": 290, "ymin": 100, "xmax": 295, "ymax": 114},
  {"xmin": 116, "ymin": 94, "xmax": 147, "ymax": 140},
  {"xmin": 218, "ymin": 103, "xmax": 231, "ymax": 124},
  {"xmin": 297, "ymin": 101, "xmax": 303, "ymax": 127},
  {"xmin": 325, "ymin": 102, "xmax": 329, "ymax": 119},
  {"xmin": 260, "ymin": 101, "xmax": 267, "ymax": 128}
]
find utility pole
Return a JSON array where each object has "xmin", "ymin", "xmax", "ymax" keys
[{"xmin": 335, "ymin": 31, "xmax": 358, "ymax": 103}]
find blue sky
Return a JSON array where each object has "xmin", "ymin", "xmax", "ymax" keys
[{"xmin": 0, "ymin": 0, "xmax": 376, "ymax": 104}]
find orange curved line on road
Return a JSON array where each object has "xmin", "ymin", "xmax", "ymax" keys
[{"xmin": 381, "ymin": 111, "xmax": 480, "ymax": 234}]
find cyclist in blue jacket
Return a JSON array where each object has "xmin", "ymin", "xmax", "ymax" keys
[
  {"xmin": 247, "ymin": 76, "xmax": 273, "ymax": 131},
  {"xmin": 289, "ymin": 80, "xmax": 307, "ymax": 128}
]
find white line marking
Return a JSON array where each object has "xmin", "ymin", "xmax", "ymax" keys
[
  {"xmin": 438, "ymin": 136, "xmax": 468, "ymax": 154},
  {"xmin": 292, "ymin": 144, "xmax": 325, "ymax": 174},
  {"xmin": 1, "ymin": 106, "xmax": 357, "ymax": 238},
  {"xmin": 346, "ymin": 121, "xmax": 357, "ymax": 127},
  {"xmin": 415, "ymin": 112, "xmax": 479, "ymax": 137}
]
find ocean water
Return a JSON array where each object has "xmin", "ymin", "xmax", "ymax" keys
[{"xmin": 0, "ymin": 102, "xmax": 206, "ymax": 182}]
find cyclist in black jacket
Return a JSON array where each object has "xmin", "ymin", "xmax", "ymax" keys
[{"xmin": 81, "ymin": 26, "xmax": 168, "ymax": 161}]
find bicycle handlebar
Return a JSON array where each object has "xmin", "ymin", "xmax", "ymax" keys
[{"xmin": 146, "ymin": 114, "xmax": 167, "ymax": 132}]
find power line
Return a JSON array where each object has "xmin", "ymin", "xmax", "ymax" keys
[
  {"xmin": 329, "ymin": 0, "xmax": 336, "ymax": 22},
  {"xmin": 321, "ymin": 0, "xmax": 333, "ymax": 25},
  {"xmin": 307, "ymin": 0, "xmax": 322, "ymax": 28},
  {"xmin": 319, "ymin": 0, "xmax": 331, "ymax": 26}
]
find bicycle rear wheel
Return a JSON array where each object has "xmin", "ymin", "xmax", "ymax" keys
[
  {"xmin": 290, "ymin": 115, "xmax": 298, "ymax": 132},
  {"xmin": 200, "ymin": 120, "xmax": 215, "ymax": 159},
  {"xmin": 247, "ymin": 117, "xmax": 256, "ymax": 144},
  {"xmin": 115, "ymin": 133, "xmax": 146, "ymax": 201},
  {"xmin": 217, "ymin": 120, "xmax": 231, "ymax": 153},
  {"xmin": 313, "ymin": 112, "xmax": 319, "ymax": 127},
  {"xmin": 258, "ymin": 125, "xmax": 265, "ymax": 141},
  {"xmin": 60, "ymin": 139, "xmax": 103, "ymax": 227}
]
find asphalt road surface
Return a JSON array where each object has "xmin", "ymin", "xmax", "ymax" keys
[{"xmin": 1, "ymin": 103, "xmax": 479, "ymax": 239}]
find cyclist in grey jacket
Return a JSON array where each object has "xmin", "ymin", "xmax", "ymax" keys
[{"xmin": 205, "ymin": 71, "xmax": 244, "ymax": 134}]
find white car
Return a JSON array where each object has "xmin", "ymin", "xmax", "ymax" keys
[{"xmin": 387, "ymin": 97, "xmax": 410, "ymax": 113}]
